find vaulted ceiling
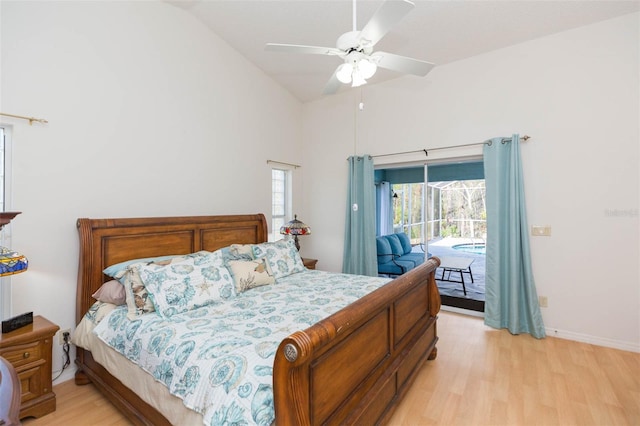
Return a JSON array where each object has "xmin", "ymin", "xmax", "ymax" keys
[{"xmin": 168, "ymin": 1, "xmax": 640, "ymax": 103}]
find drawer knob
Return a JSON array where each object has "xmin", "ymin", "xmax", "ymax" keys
[{"xmin": 23, "ymin": 352, "xmax": 30, "ymax": 359}]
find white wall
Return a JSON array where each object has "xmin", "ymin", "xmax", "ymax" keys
[
  {"xmin": 1, "ymin": 0, "xmax": 302, "ymax": 382},
  {"xmin": 302, "ymin": 13, "xmax": 639, "ymax": 351}
]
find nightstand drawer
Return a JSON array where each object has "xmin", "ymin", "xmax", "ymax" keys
[
  {"xmin": 0, "ymin": 340, "xmax": 44, "ymax": 368},
  {"xmin": 19, "ymin": 363, "xmax": 45, "ymax": 402}
]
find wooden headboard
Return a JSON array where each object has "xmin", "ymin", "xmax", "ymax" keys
[{"xmin": 75, "ymin": 214, "xmax": 268, "ymax": 325}]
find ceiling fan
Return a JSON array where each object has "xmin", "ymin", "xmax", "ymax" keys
[{"xmin": 265, "ymin": 0, "xmax": 435, "ymax": 95}]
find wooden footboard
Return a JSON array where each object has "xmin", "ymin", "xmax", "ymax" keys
[{"xmin": 273, "ymin": 257, "xmax": 441, "ymax": 425}]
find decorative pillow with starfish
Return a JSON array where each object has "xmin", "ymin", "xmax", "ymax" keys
[{"xmin": 138, "ymin": 250, "xmax": 235, "ymax": 318}]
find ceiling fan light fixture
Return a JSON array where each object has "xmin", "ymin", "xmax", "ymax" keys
[
  {"xmin": 357, "ymin": 58, "xmax": 377, "ymax": 79},
  {"xmin": 336, "ymin": 63, "xmax": 354, "ymax": 84},
  {"xmin": 351, "ymin": 72, "xmax": 367, "ymax": 87},
  {"xmin": 266, "ymin": 0, "xmax": 433, "ymax": 96}
]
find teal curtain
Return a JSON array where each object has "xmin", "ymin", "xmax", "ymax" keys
[
  {"xmin": 343, "ymin": 155, "xmax": 377, "ymax": 276},
  {"xmin": 483, "ymin": 134, "xmax": 545, "ymax": 338},
  {"xmin": 375, "ymin": 181, "xmax": 393, "ymax": 236}
]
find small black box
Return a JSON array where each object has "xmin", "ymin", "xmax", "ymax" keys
[{"xmin": 2, "ymin": 311, "xmax": 33, "ymax": 333}]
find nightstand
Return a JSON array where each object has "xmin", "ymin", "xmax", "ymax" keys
[
  {"xmin": 0, "ymin": 315, "xmax": 59, "ymax": 419},
  {"xmin": 302, "ymin": 258, "xmax": 318, "ymax": 270}
]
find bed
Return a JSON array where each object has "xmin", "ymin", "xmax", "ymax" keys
[{"xmin": 74, "ymin": 214, "xmax": 441, "ymax": 425}]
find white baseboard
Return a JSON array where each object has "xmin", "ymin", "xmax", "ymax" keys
[
  {"xmin": 546, "ymin": 327, "xmax": 640, "ymax": 353},
  {"xmin": 52, "ymin": 366, "xmax": 76, "ymax": 386},
  {"xmin": 440, "ymin": 306, "xmax": 639, "ymax": 353},
  {"xmin": 441, "ymin": 305, "xmax": 485, "ymax": 318}
]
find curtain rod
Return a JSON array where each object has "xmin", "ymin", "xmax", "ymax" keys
[
  {"xmin": 0, "ymin": 112, "xmax": 49, "ymax": 126},
  {"xmin": 266, "ymin": 159, "xmax": 301, "ymax": 169},
  {"xmin": 371, "ymin": 135, "xmax": 531, "ymax": 159}
]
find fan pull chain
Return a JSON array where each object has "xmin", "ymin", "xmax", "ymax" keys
[
  {"xmin": 353, "ymin": 88, "xmax": 364, "ymax": 156},
  {"xmin": 353, "ymin": 92, "xmax": 357, "ymax": 156}
]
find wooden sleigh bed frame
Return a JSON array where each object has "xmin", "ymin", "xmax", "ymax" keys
[{"xmin": 74, "ymin": 213, "xmax": 441, "ymax": 425}]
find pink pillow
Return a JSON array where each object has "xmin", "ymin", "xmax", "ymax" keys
[{"xmin": 92, "ymin": 280, "xmax": 126, "ymax": 305}]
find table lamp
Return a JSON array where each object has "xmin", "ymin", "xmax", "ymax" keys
[
  {"xmin": 0, "ymin": 212, "xmax": 30, "ymax": 333},
  {"xmin": 279, "ymin": 214, "xmax": 311, "ymax": 251}
]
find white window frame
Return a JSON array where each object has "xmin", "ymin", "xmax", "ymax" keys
[
  {"xmin": 0, "ymin": 125, "xmax": 14, "ymax": 319},
  {"xmin": 270, "ymin": 167, "xmax": 293, "ymax": 242}
]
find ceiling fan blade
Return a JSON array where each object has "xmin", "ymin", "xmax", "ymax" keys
[
  {"xmin": 372, "ymin": 51, "xmax": 435, "ymax": 76},
  {"xmin": 323, "ymin": 69, "xmax": 342, "ymax": 95},
  {"xmin": 265, "ymin": 43, "xmax": 343, "ymax": 56},
  {"xmin": 358, "ymin": 0, "xmax": 415, "ymax": 48}
]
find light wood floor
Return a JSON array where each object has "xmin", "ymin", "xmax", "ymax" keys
[{"xmin": 23, "ymin": 312, "xmax": 639, "ymax": 426}]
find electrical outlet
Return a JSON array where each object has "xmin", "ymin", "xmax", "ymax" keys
[
  {"xmin": 538, "ymin": 296, "xmax": 548, "ymax": 308},
  {"xmin": 59, "ymin": 329, "xmax": 71, "ymax": 345},
  {"xmin": 531, "ymin": 225, "xmax": 551, "ymax": 236}
]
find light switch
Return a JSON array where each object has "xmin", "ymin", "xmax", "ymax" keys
[{"xmin": 531, "ymin": 226, "xmax": 551, "ymax": 236}]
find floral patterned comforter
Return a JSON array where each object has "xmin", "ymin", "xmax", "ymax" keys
[{"xmin": 92, "ymin": 269, "xmax": 391, "ymax": 426}]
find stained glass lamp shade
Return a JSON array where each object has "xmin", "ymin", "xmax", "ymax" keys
[
  {"xmin": 0, "ymin": 247, "xmax": 28, "ymax": 276},
  {"xmin": 279, "ymin": 215, "xmax": 311, "ymax": 251},
  {"xmin": 0, "ymin": 212, "xmax": 28, "ymax": 276}
]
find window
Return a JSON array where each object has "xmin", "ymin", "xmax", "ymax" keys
[
  {"xmin": 393, "ymin": 182, "xmax": 425, "ymax": 244},
  {"xmin": 0, "ymin": 127, "xmax": 5, "ymax": 212},
  {"xmin": 271, "ymin": 168, "xmax": 292, "ymax": 241},
  {"xmin": 0, "ymin": 126, "xmax": 10, "ymax": 319}
]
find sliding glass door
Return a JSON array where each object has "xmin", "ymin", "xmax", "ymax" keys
[{"xmin": 376, "ymin": 159, "xmax": 486, "ymax": 310}]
